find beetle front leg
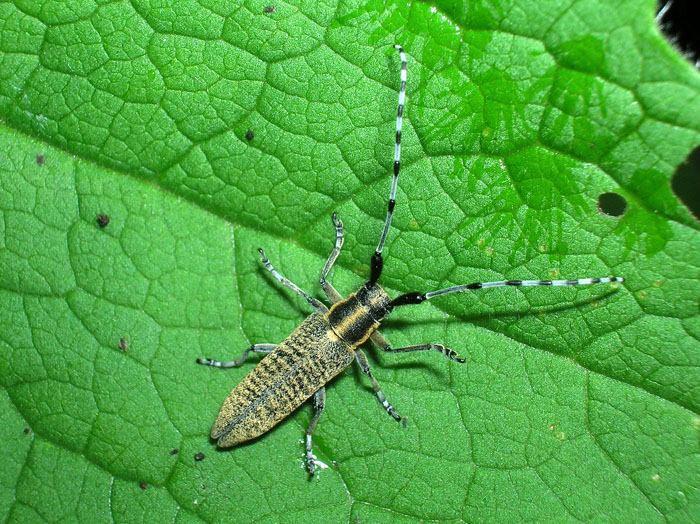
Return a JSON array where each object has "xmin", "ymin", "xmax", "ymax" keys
[
  {"xmin": 196, "ymin": 344, "xmax": 277, "ymax": 368},
  {"xmin": 369, "ymin": 331, "xmax": 465, "ymax": 363},
  {"xmin": 305, "ymin": 387, "xmax": 326, "ymax": 477},
  {"xmin": 354, "ymin": 349, "xmax": 405, "ymax": 425},
  {"xmin": 320, "ymin": 212, "xmax": 344, "ymax": 304}
]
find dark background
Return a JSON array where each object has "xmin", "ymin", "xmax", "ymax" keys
[
  {"xmin": 657, "ymin": 0, "xmax": 700, "ymax": 219},
  {"xmin": 657, "ymin": 0, "xmax": 700, "ymax": 59}
]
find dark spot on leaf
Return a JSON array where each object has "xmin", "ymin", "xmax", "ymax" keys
[
  {"xmin": 597, "ymin": 192, "xmax": 627, "ymax": 218},
  {"xmin": 97, "ymin": 214, "xmax": 110, "ymax": 228},
  {"xmin": 264, "ymin": 5, "xmax": 275, "ymax": 13},
  {"xmin": 194, "ymin": 452, "xmax": 205, "ymax": 461},
  {"xmin": 245, "ymin": 129, "xmax": 255, "ymax": 140},
  {"xmin": 36, "ymin": 154, "xmax": 44, "ymax": 166},
  {"xmin": 139, "ymin": 481, "xmax": 147, "ymax": 490},
  {"xmin": 170, "ymin": 448, "xmax": 179, "ymax": 455},
  {"xmin": 671, "ymin": 144, "xmax": 700, "ymax": 220},
  {"xmin": 23, "ymin": 427, "xmax": 30, "ymax": 435}
]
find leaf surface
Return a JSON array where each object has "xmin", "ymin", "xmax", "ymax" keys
[{"xmin": 1, "ymin": 0, "xmax": 700, "ymax": 523}]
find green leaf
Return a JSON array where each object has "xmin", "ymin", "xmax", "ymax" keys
[{"xmin": 2, "ymin": 0, "xmax": 700, "ymax": 523}]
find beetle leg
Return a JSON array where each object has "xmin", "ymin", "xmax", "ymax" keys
[
  {"xmin": 196, "ymin": 344, "xmax": 277, "ymax": 368},
  {"xmin": 369, "ymin": 332, "xmax": 465, "ymax": 363},
  {"xmin": 354, "ymin": 349, "xmax": 405, "ymax": 425},
  {"xmin": 369, "ymin": 331, "xmax": 391, "ymax": 352},
  {"xmin": 258, "ymin": 249, "xmax": 328, "ymax": 313},
  {"xmin": 320, "ymin": 212, "xmax": 344, "ymax": 303},
  {"xmin": 305, "ymin": 387, "xmax": 326, "ymax": 477}
]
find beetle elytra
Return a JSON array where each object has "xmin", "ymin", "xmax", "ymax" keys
[{"xmin": 197, "ymin": 45, "xmax": 624, "ymax": 477}]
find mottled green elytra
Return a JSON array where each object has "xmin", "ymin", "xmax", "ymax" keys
[{"xmin": 197, "ymin": 45, "xmax": 624, "ymax": 477}]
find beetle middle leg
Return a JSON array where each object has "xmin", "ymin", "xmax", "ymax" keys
[
  {"xmin": 320, "ymin": 212, "xmax": 344, "ymax": 304},
  {"xmin": 196, "ymin": 343, "xmax": 277, "ymax": 368},
  {"xmin": 305, "ymin": 387, "xmax": 326, "ymax": 477},
  {"xmin": 370, "ymin": 332, "xmax": 465, "ymax": 363},
  {"xmin": 258, "ymin": 248, "xmax": 328, "ymax": 313},
  {"xmin": 354, "ymin": 348, "xmax": 405, "ymax": 425}
]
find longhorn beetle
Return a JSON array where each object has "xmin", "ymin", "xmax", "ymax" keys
[{"xmin": 197, "ymin": 45, "xmax": 624, "ymax": 477}]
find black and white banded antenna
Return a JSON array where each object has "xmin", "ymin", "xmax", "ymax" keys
[
  {"xmin": 369, "ymin": 44, "xmax": 407, "ymax": 285},
  {"xmin": 368, "ymin": 44, "xmax": 624, "ymax": 304},
  {"xmin": 390, "ymin": 277, "xmax": 624, "ymax": 307}
]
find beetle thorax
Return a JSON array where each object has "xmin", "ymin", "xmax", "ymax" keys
[{"xmin": 327, "ymin": 284, "xmax": 392, "ymax": 346}]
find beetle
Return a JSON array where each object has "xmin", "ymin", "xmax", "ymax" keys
[{"xmin": 197, "ymin": 45, "xmax": 624, "ymax": 476}]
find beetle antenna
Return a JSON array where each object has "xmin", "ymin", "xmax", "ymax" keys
[
  {"xmin": 390, "ymin": 276, "xmax": 625, "ymax": 307},
  {"xmin": 370, "ymin": 44, "xmax": 406, "ymax": 286}
]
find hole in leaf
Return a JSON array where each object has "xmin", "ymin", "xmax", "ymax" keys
[
  {"xmin": 598, "ymin": 192, "xmax": 627, "ymax": 218},
  {"xmin": 657, "ymin": 0, "xmax": 700, "ymax": 62},
  {"xmin": 671, "ymin": 144, "xmax": 700, "ymax": 220}
]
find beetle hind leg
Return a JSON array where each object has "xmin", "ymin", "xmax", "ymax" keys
[
  {"xmin": 196, "ymin": 343, "xmax": 277, "ymax": 368},
  {"xmin": 305, "ymin": 387, "xmax": 326, "ymax": 478},
  {"xmin": 354, "ymin": 349, "xmax": 405, "ymax": 425}
]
